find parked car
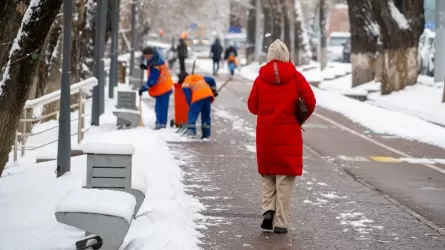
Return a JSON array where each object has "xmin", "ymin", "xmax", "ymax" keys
[
  {"xmin": 342, "ymin": 37, "xmax": 351, "ymax": 63},
  {"xmin": 418, "ymin": 29, "xmax": 435, "ymax": 75},
  {"xmin": 327, "ymin": 32, "xmax": 350, "ymax": 62}
]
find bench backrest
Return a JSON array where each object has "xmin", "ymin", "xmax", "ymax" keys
[{"xmin": 86, "ymin": 154, "xmax": 132, "ymax": 191}]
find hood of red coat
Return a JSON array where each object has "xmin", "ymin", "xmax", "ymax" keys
[{"xmin": 258, "ymin": 60, "xmax": 297, "ymax": 85}]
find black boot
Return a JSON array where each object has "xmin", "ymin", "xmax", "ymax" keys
[
  {"xmin": 273, "ymin": 227, "xmax": 288, "ymax": 234},
  {"xmin": 260, "ymin": 210, "xmax": 275, "ymax": 230}
]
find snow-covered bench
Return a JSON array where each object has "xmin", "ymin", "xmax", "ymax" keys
[
  {"xmin": 55, "ymin": 188, "xmax": 136, "ymax": 250},
  {"xmin": 113, "ymin": 90, "xmax": 139, "ymax": 129},
  {"xmin": 82, "ymin": 143, "xmax": 147, "ymax": 218}
]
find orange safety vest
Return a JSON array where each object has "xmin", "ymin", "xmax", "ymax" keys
[
  {"xmin": 182, "ymin": 75, "xmax": 214, "ymax": 103},
  {"xmin": 146, "ymin": 63, "xmax": 173, "ymax": 97}
]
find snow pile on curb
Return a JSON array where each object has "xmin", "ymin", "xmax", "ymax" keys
[
  {"xmin": 0, "ymin": 97, "xmax": 205, "ymax": 249},
  {"xmin": 367, "ymin": 81, "xmax": 445, "ymax": 126},
  {"xmin": 314, "ymin": 87, "xmax": 445, "ymax": 149},
  {"xmin": 315, "ymin": 72, "xmax": 445, "ymax": 127}
]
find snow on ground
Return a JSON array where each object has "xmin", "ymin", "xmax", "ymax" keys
[
  {"xmin": 194, "ymin": 59, "xmax": 214, "ymax": 75},
  {"xmin": 239, "ymin": 62, "xmax": 261, "ymax": 81},
  {"xmin": 195, "ymin": 58, "xmax": 242, "ymax": 77},
  {"xmin": 0, "ymin": 89, "xmax": 205, "ymax": 249},
  {"xmin": 369, "ymin": 74, "xmax": 444, "ymax": 126},
  {"xmin": 317, "ymin": 72, "xmax": 445, "ymax": 126},
  {"xmin": 313, "ymin": 87, "xmax": 445, "ymax": 149},
  {"xmin": 367, "ymin": 82, "xmax": 445, "ymax": 126}
]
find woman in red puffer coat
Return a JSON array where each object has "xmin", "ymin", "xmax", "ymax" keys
[{"xmin": 248, "ymin": 39, "xmax": 316, "ymax": 234}]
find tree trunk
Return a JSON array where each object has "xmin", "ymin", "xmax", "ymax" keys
[
  {"xmin": 36, "ymin": 13, "xmax": 63, "ymax": 100},
  {"xmin": 272, "ymin": 0, "xmax": 283, "ymax": 41},
  {"xmin": 262, "ymin": 0, "xmax": 274, "ymax": 49},
  {"xmin": 0, "ymin": 0, "xmax": 29, "ymax": 72},
  {"xmin": 0, "ymin": 0, "xmax": 63, "ymax": 176},
  {"xmin": 319, "ymin": 0, "xmax": 327, "ymax": 70},
  {"xmin": 294, "ymin": 0, "xmax": 311, "ymax": 65},
  {"xmin": 371, "ymin": 0, "xmax": 424, "ymax": 95},
  {"xmin": 247, "ymin": 0, "xmax": 256, "ymax": 46},
  {"xmin": 347, "ymin": 0, "xmax": 379, "ymax": 87}
]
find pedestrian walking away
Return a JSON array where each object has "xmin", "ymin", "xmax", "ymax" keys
[
  {"xmin": 179, "ymin": 72, "xmax": 218, "ymax": 140},
  {"xmin": 139, "ymin": 46, "xmax": 173, "ymax": 130},
  {"xmin": 226, "ymin": 52, "xmax": 239, "ymax": 77},
  {"xmin": 224, "ymin": 42, "xmax": 238, "ymax": 59},
  {"xmin": 224, "ymin": 42, "xmax": 239, "ymax": 77},
  {"xmin": 177, "ymin": 36, "xmax": 188, "ymax": 73},
  {"xmin": 210, "ymin": 38, "xmax": 223, "ymax": 76},
  {"xmin": 247, "ymin": 39, "xmax": 316, "ymax": 233}
]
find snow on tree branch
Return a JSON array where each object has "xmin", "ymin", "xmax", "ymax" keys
[
  {"xmin": 295, "ymin": 0, "xmax": 312, "ymax": 60},
  {"xmin": 0, "ymin": 0, "xmax": 42, "ymax": 97},
  {"xmin": 389, "ymin": 1, "xmax": 409, "ymax": 30}
]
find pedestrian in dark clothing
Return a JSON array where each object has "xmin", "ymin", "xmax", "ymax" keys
[
  {"xmin": 224, "ymin": 44, "xmax": 238, "ymax": 60},
  {"xmin": 210, "ymin": 38, "xmax": 223, "ymax": 76},
  {"xmin": 177, "ymin": 38, "xmax": 188, "ymax": 73}
]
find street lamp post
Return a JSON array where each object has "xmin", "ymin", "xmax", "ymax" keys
[
  {"xmin": 91, "ymin": 0, "xmax": 107, "ymax": 125},
  {"xmin": 99, "ymin": 0, "xmax": 107, "ymax": 114},
  {"xmin": 109, "ymin": 0, "xmax": 120, "ymax": 98},
  {"xmin": 254, "ymin": 0, "xmax": 263, "ymax": 62},
  {"xmin": 129, "ymin": 0, "xmax": 137, "ymax": 83},
  {"xmin": 57, "ymin": 0, "xmax": 74, "ymax": 177}
]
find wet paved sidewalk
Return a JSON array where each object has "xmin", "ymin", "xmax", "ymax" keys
[{"xmin": 144, "ymin": 68, "xmax": 445, "ymax": 249}]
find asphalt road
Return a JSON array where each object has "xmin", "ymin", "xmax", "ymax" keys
[{"xmin": 145, "ymin": 63, "xmax": 445, "ymax": 249}]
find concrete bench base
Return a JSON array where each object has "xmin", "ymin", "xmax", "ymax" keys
[
  {"xmin": 130, "ymin": 189, "xmax": 145, "ymax": 218},
  {"xmin": 113, "ymin": 109, "xmax": 140, "ymax": 129},
  {"xmin": 56, "ymin": 212, "xmax": 129, "ymax": 250},
  {"xmin": 55, "ymin": 188, "xmax": 136, "ymax": 250}
]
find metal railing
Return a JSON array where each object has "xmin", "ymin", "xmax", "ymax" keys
[{"xmin": 13, "ymin": 77, "xmax": 98, "ymax": 161}]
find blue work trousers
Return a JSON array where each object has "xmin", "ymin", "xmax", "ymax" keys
[
  {"xmin": 187, "ymin": 97, "xmax": 212, "ymax": 138},
  {"xmin": 154, "ymin": 90, "xmax": 172, "ymax": 129}
]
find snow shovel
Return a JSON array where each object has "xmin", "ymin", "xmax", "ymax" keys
[
  {"xmin": 138, "ymin": 98, "xmax": 144, "ymax": 127},
  {"xmin": 191, "ymin": 60, "xmax": 196, "ymax": 75},
  {"xmin": 138, "ymin": 70, "xmax": 144, "ymax": 127}
]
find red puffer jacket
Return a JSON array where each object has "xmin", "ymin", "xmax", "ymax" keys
[{"xmin": 248, "ymin": 60, "xmax": 316, "ymax": 176}]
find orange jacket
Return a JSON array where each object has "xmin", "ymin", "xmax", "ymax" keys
[
  {"xmin": 227, "ymin": 55, "xmax": 238, "ymax": 65},
  {"xmin": 146, "ymin": 63, "xmax": 173, "ymax": 97},
  {"xmin": 182, "ymin": 75, "xmax": 214, "ymax": 103}
]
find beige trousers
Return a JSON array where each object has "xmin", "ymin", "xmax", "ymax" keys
[{"xmin": 261, "ymin": 175, "xmax": 296, "ymax": 228}]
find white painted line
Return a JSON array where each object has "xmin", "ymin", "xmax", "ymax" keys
[
  {"xmin": 338, "ymin": 155, "xmax": 370, "ymax": 162},
  {"xmin": 313, "ymin": 113, "xmax": 445, "ymax": 175}
]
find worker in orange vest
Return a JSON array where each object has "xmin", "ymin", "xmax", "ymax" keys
[
  {"xmin": 139, "ymin": 46, "xmax": 173, "ymax": 129},
  {"xmin": 179, "ymin": 73, "xmax": 218, "ymax": 140}
]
